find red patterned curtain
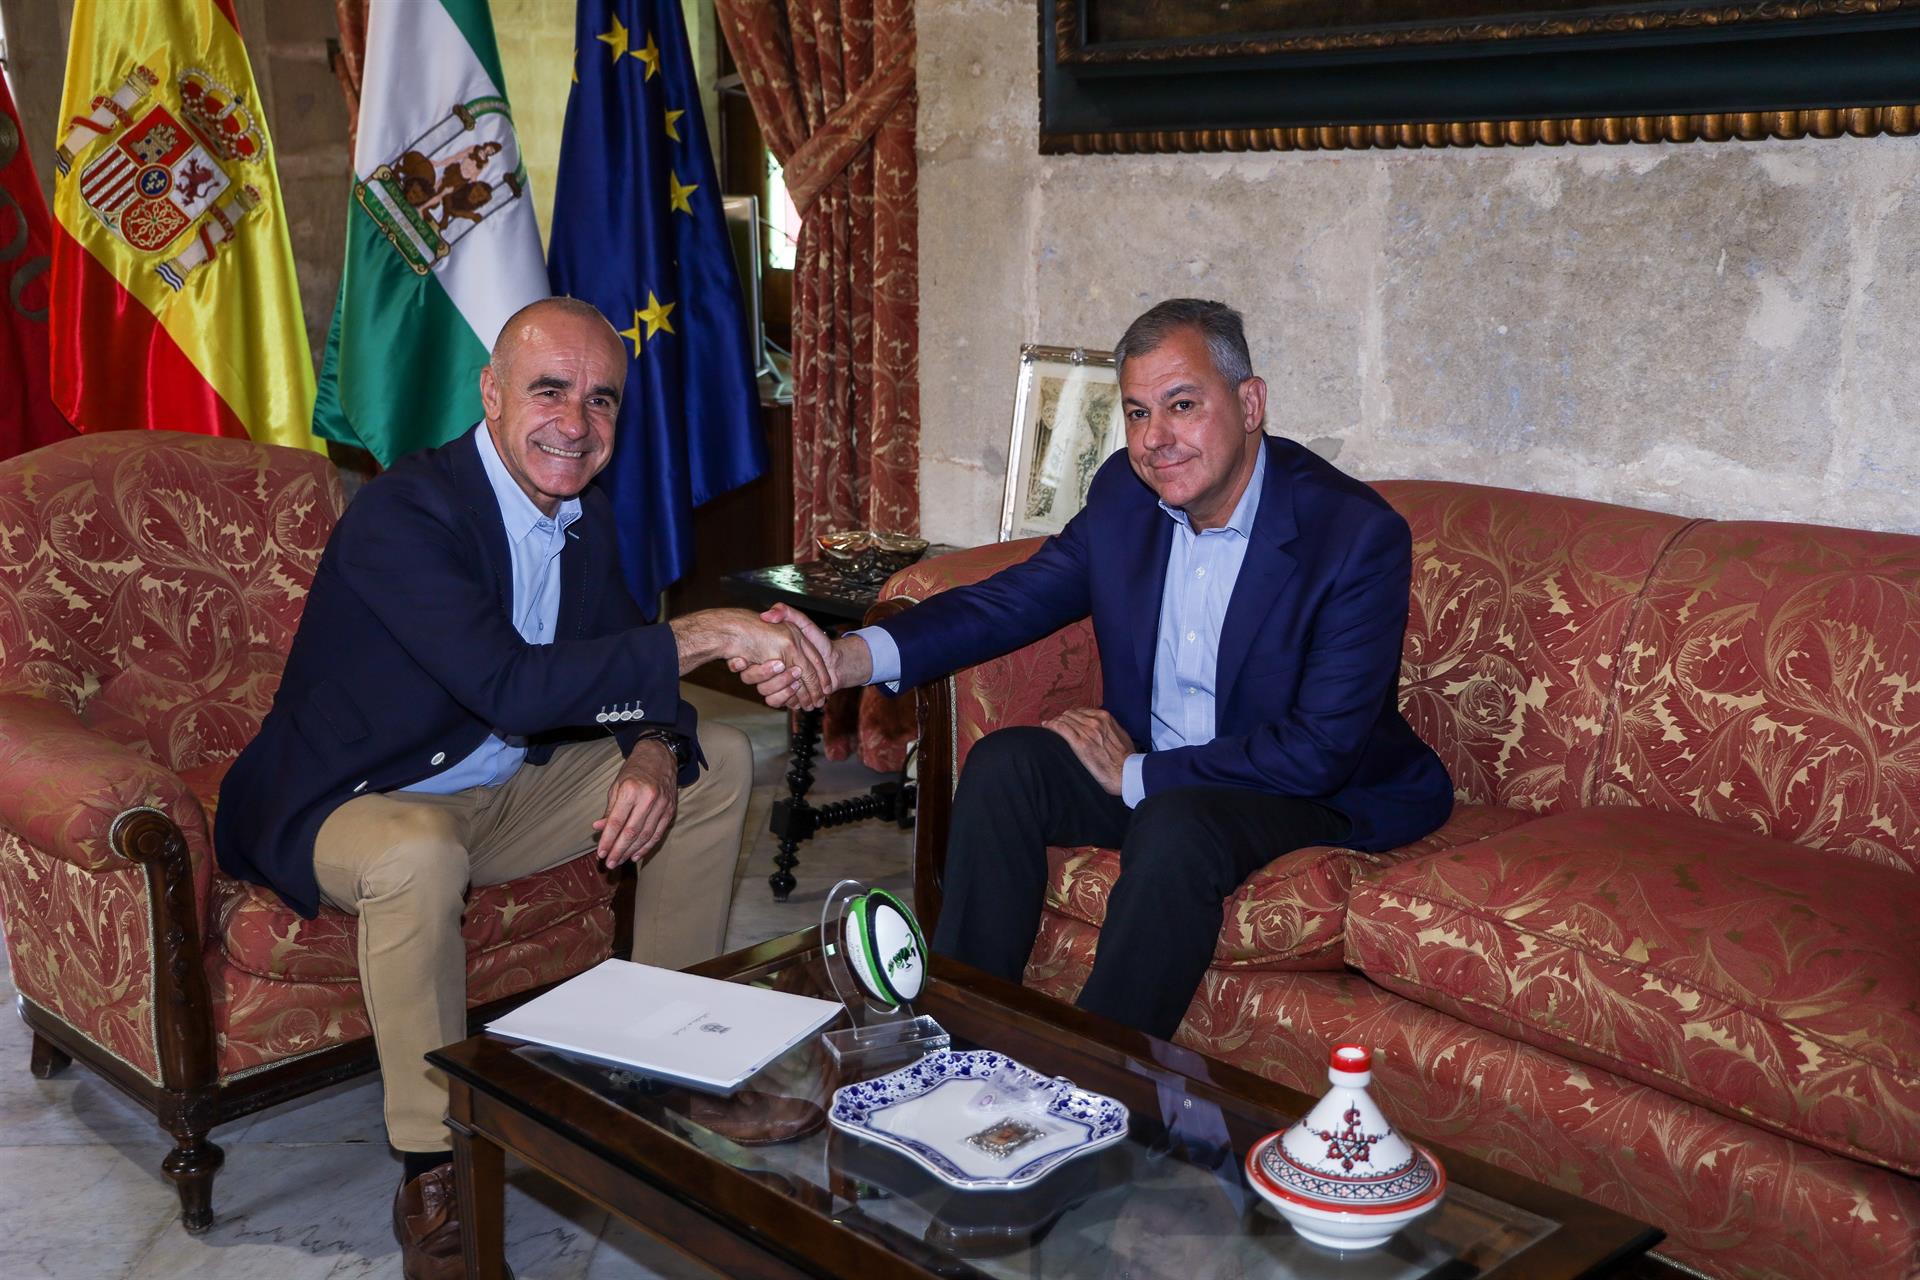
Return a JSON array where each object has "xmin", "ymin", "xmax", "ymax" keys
[{"xmin": 714, "ymin": 0, "xmax": 920, "ymax": 553}]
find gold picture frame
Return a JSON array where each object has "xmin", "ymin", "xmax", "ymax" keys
[
  {"xmin": 1042, "ymin": 0, "xmax": 1920, "ymax": 154},
  {"xmin": 1000, "ymin": 345, "xmax": 1125, "ymax": 543}
]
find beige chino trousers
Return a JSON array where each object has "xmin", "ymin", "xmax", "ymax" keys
[{"xmin": 312, "ymin": 724, "xmax": 753, "ymax": 1152}]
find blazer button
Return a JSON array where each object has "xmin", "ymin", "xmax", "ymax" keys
[
  {"xmin": 430, "ymin": 751, "xmax": 446, "ymax": 765},
  {"xmin": 595, "ymin": 712, "xmax": 608, "ymax": 724}
]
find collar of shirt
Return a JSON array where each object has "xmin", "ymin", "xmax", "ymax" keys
[
  {"xmin": 1156, "ymin": 436, "xmax": 1266, "ymax": 539},
  {"xmin": 472, "ymin": 423, "xmax": 582, "ymax": 540}
]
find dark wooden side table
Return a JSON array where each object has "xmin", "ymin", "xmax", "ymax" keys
[{"xmin": 724, "ymin": 559, "xmax": 933, "ymax": 901}]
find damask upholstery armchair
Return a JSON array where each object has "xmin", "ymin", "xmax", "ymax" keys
[{"xmin": 0, "ymin": 431, "xmax": 635, "ymax": 1232}]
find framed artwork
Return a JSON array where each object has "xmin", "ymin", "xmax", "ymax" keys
[
  {"xmin": 1000, "ymin": 345, "xmax": 1126, "ymax": 542},
  {"xmin": 1041, "ymin": 1, "xmax": 1920, "ymax": 154}
]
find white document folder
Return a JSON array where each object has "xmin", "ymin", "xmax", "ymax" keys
[{"xmin": 485, "ymin": 958, "xmax": 844, "ymax": 1093}]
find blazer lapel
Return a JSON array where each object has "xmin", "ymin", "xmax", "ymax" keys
[
  {"xmin": 1126, "ymin": 505, "xmax": 1175, "ymax": 702},
  {"xmin": 1215, "ymin": 438, "xmax": 1299, "ymax": 708},
  {"xmin": 450, "ymin": 431, "xmax": 514, "ymax": 619},
  {"xmin": 558, "ymin": 505, "xmax": 596, "ymax": 639}
]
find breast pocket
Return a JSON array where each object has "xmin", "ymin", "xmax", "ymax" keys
[{"xmin": 291, "ymin": 678, "xmax": 371, "ymax": 745}]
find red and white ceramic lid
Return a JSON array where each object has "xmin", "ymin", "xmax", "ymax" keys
[{"xmin": 1245, "ymin": 1043, "xmax": 1447, "ymax": 1213}]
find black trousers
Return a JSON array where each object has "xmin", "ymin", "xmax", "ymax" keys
[{"xmin": 930, "ymin": 726, "xmax": 1350, "ymax": 1040}]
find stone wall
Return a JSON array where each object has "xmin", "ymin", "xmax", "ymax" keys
[{"xmin": 917, "ymin": 0, "xmax": 1920, "ymax": 548}]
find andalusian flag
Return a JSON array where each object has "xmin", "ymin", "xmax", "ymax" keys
[
  {"xmin": 312, "ymin": 0, "xmax": 547, "ymax": 466},
  {"xmin": 49, "ymin": 0, "xmax": 322, "ymax": 452}
]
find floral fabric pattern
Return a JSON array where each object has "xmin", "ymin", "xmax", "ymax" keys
[
  {"xmin": 213, "ymin": 906, "xmax": 615, "ymax": 1073},
  {"xmin": 0, "ymin": 432, "xmax": 627, "ymax": 1087},
  {"xmin": 1345, "ymin": 806, "xmax": 1920, "ymax": 1175},
  {"xmin": 884, "ymin": 539, "xmax": 1108, "ymax": 780},
  {"xmin": 1601, "ymin": 519, "xmax": 1920, "ymax": 872},
  {"xmin": 0, "ymin": 832, "xmax": 163, "ymax": 1080},
  {"xmin": 1029, "ymin": 928, "xmax": 1920, "ymax": 1280},
  {"xmin": 1188, "ymin": 968, "xmax": 1920, "ymax": 1280},
  {"xmin": 215, "ymin": 854, "xmax": 616, "ymax": 984},
  {"xmin": 0, "ymin": 432, "xmax": 338, "ymax": 716},
  {"xmin": 1042, "ymin": 804, "xmax": 1539, "ymax": 971},
  {"xmin": 1375, "ymin": 481, "xmax": 1690, "ymax": 813},
  {"xmin": 897, "ymin": 484, "xmax": 1920, "ymax": 1280}
]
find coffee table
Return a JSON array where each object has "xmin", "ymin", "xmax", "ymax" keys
[{"xmin": 429, "ymin": 930, "xmax": 1663, "ymax": 1279}]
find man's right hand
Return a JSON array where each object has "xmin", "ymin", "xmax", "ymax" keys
[
  {"xmin": 668, "ymin": 608, "xmax": 834, "ymax": 709},
  {"xmin": 730, "ymin": 603, "xmax": 872, "ymax": 707}
]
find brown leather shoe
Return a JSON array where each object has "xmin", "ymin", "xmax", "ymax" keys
[{"xmin": 392, "ymin": 1163, "xmax": 475, "ymax": 1280}]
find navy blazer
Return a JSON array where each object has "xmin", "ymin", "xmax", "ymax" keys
[
  {"xmin": 217, "ymin": 431, "xmax": 699, "ymax": 918},
  {"xmin": 879, "ymin": 436, "xmax": 1451, "ymax": 851}
]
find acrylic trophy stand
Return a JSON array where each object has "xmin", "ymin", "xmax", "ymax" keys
[{"xmin": 819, "ymin": 879, "xmax": 950, "ymax": 1071}]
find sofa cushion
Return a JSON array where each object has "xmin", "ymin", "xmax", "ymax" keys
[
  {"xmin": 1345, "ymin": 806, "xmax": 1920, "ymax": 1175},
  {"xmin": 214, "ymin": 853, "xmax": 617, "ymax": 983},
  {"xmin": 1375, "ymin": 481, "xmax": 1690, "ymax": 815},
  {"xmin": 1599, "ymin": 518, "xmax": 1920, "ymax": 873},
  {"xmin": 1042, "ymin": 802, "xmax": 1539, "ymax": 970},
  {"xmin": 211, "ymin": 901, "xmax": 617, "ymax": 1075}
]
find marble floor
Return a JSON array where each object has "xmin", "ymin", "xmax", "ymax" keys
[{"xmin": 0, "ymin": 685, "xmax": 916, "ymax": 1280}]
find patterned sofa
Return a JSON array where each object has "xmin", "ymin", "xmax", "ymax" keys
[
  {"xmin": 0, "ymin": 432, "xmax": 634, "ymax": 1231},
  {"xmin": 886, "ymin": 480, "xmax": 1920, "ymax": 1280}
]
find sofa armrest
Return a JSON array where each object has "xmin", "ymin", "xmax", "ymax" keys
[
  {"xmin": 876, "ymin": 543, "xmax": 1104, "ymax": 931},
  {"xmin": 0, "ymin": 694, "xmax": 221, "ymax": 1094},
  {"xmin": 0, "ymin": 692, "xmax": 209, "ymax": 873}
]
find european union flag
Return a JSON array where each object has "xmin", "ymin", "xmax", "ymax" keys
[{"xmin": 550, "ymin": 0, "xmax": 766, "ymax": 613}]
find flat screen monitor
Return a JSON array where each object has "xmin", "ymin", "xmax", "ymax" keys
[{"xmin": 721, "ymin": 194, "xmax": 768, "ymax": 378}]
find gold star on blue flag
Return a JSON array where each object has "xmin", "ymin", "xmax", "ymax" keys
[{"xmin": 550, "ymin": 0, "xmax": 766, "ymax": 613}]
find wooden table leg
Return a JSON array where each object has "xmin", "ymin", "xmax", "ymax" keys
[
  {"xmin": 768, "ymin": 705, "xmax": 823, "ymax": 900},
  {"xmin": 449, "ymin": 1115, "xmax": 508, "ymax": 1280}
]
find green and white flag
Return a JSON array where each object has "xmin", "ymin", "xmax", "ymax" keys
[{"xmin": 312, "ymin": 0, "xmax": 547, "ymax": 465}]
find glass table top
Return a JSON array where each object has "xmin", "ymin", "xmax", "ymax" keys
[{"xmin": 502, "ymin": 937, "xmax": 1574, "ymax": 1279}]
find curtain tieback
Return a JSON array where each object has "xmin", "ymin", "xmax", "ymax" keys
[{"xmin": 782, "ymin": 42, "xmax": 914, "ymax": 216}]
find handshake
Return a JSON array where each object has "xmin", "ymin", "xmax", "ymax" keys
[{"xmin": 672, "ymin": 604, "xmax": 872, "ymax": 711}]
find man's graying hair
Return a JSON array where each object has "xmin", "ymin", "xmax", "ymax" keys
[{"xmin": 1113, "ymin": 299, "xmax": 1254, "ymax": 387}]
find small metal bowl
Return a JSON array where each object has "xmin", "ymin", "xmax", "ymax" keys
[{"xmin": 815, "ymin": 530, "xmax": 929, "ymax": 584}]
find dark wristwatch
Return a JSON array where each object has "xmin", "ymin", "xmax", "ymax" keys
[{"xmin": 632, "ymin": 727, "xmax": 693, "ymax": 769}]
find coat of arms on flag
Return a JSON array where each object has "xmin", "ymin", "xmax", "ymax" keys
[
  {"xmin": 57, "ymin": 64, "xmax": 266, "ymax": 292},
  {"xmin": 355, "ymin": 100, "xmax": 529, "ymax": 276}
]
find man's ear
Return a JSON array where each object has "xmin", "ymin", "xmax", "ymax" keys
[
  {"xmin": 1239, "ymin": 375, "xmax": 1268, "ymax": 433},
  {"xmin": 478, "ymin": 363, "xmax": 501, "ymax": 422}
]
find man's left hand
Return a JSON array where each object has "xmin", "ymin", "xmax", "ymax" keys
[
  {"xmin": 595, "ymin": 738, "xmax": 679, "ymax": 868},
  {"xmin": 1044, "ymin": 707, "xmax": 1132, "ymax": 796}
]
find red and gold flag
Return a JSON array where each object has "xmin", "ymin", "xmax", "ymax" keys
[
  {"xmin": 50, "ymin": 0, "xmax": 322, "ymax": 451},
  {"xmin": 0, "ymin": 71, "xmax": 74, "ymax": 460}
]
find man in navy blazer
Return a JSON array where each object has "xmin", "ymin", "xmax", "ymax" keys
[
  {"xmin": 746, "ymin": 299, "xmax": 1451, "ymax": 1039},
  {"xmin": 218, "ymin": 298, "xmax": 828, "ymax": 1278}
]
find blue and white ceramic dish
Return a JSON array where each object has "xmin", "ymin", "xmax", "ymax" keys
[{"xmin": 828, "ymin": 1049, "xmax": 1129, "ymax": 1190}]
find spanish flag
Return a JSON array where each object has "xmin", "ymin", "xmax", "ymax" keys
[{"xmin": 49, "ymin": 0, "xmax": 323, "ymax": 452}]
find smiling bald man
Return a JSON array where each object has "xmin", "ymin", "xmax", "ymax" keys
[{"xmin": 216, "ymin": 297, "xmax": 828, "ymax": 1279}]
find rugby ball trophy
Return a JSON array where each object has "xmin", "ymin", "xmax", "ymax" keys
[{"xmin": 819, "ymin": 880, "xmax": 950, "ymax": 1069}]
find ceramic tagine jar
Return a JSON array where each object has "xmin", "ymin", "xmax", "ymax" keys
[{"xmin": 1244, "ymin": 1044, "xmax": 1447, "ymax": 1249}]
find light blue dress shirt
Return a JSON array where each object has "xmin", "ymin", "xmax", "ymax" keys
[
  {"xmin": 402, "ymin": 425, "xmax": 582, "ymax": 794},
  {"xmin": 854, "ymin": 445, "xmax": 1266, "ymax": 809}
]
